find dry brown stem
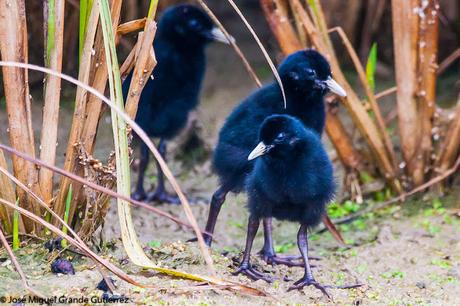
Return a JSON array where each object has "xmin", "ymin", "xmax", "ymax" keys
[{"xmin": 0, "ymin": 0, "xmax": 42, "ymax": 232}]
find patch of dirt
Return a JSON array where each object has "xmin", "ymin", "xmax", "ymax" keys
[{"xmin": 1, "ymin": 198, "xmax": 459, "ymax": 305}]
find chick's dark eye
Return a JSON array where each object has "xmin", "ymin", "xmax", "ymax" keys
[
  {"xmin": 305, "ymin": 68, "xmax": 316, "ymax": 78},
  {"xmin": 188, "ymin": 19, "xmax": 201, "ymax": 30},
  {"xmin": 275, "ymin": 132, "xmax": 286, "ymax": 140},
  {"xmin": 288, "ymin": 72, "xmax": 300, "ymax": 81}
]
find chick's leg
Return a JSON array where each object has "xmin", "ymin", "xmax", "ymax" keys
[
  {"xmin": 203, "ymin": 186, "xmax": 228, "ymax": 246},
  {"xmin": 132, "ymin": 143, "xmax": 149, "ymax": 201},
  {"xmin": 147, "ymin": 138, "xmax": 181, "ymax": 204},
  {"xmin": 288, "ymin": 224, "xmax": 331, "ymax": 298},
  {"xmin": 259, "ymin": 218, "xmax": 318, "ymax": 267},
  {"xmin": 233, "ymin": 215, "xmax": 273, "ymax": 282}
]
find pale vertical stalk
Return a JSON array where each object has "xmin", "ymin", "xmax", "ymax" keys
[
  {"xmin": 40, "ymin": 0, "xmax": 66, "ymax": 204},
  {"xmin": 98, "ymin": 0, "xmax": 216, "ymax": 274},
  {"xmin": 0, "ymin": 0, "xmax": 42, "ymax": 232},
  {"xmin": 392, "ymin": 0, "xmax": 421, "ymax": 185}
]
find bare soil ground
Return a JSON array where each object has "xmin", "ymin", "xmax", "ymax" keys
[
  {"xmin": 1, "ymin": 22, "xmax": 459, "ymax": 305},
  {"xmin": 1, "ymin": 189, "xmax": 459, "ymax": 305}
]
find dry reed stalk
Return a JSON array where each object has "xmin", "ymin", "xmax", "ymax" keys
[
  {"xmin": 417, "ymin": 0, "xmax": 440, "ymax": 180},
  {"xmin": 117, "ymin": 18, "xmax": 146, "ymax": 36},
  {"xmin": 120, "ymin": 45, "xmax": 137, "ymax": 80},
  {"xmin": 0, "ymin": 151, "xmax": 18, "ymax": 234},
  {"xmin": 325, "ymin": 103, "xmax": 365, "ymax": 171},
  {"xmin": 436, "ymin": 98, "xmax": 460, "ymax": 173},
  {"xmin": 0, "ymin": 0, "xmax": 42, "ymax": 232},
  {"xmin": 327, "ymin": 26, "xmax": 397, "ymax": 168},
  {"xmin": 40, "ymin": 0, "xmax": 66, "ymax": 205},
  {"xmin": 307, "ymin": 1, "xmax": 395, "ymax": 167},
  {"xmin": 70, "ymin": 0, "xmax": 123, "ymax": 229},
  {"xmin": 124, "ymin": 21, "xmax": 157, "ymax": 118},
  {"xmin": 260, "ymin": 0, "xmax": 303, "ymax": 54},
  {"xmin": 359, "ymin": 0, "xmax": 387, "ymax": 61},
  {"xmin": 0, "ymin": 142, "xmax": 194, "ymax": 229},
  {"xmin": 53, "ymin": 3, "xmax": 100, "ymax": 224},
  {"xmin": 78, "ymin": 2, "xmax": 156, "ymax": 237},
  {"xmin": 391, "ymin": 0, "xmax": 422, "ymax": 185},
  {"xmin": 289, "ymin": 0, "xmax": 400, "ymax": 191},
  {"xmin": 260, "ymin": 0, "xmax": 365, "ymax": 174}
]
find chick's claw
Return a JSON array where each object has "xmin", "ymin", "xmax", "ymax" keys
[
  {"xmin": 146, "ymin": 190, "xmax": 181, "ymax": 205},
  {"xmin": 288, "ymin": 277, "xmax": 331, "ymax": 299},
  {"xmin": 131, "ymin": 190, "xmax": 146, "ymax": 201},
  {"xmin": 232, "ymin": 265, "xmax": 273, "ymax": 283},
  {"xmin": 261, "ymin": 254, "xmax": 304, "ymax": 267}
]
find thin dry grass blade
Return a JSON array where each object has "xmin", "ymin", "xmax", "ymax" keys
[
  {"xmin": 0, "ymin": 0, "xmax": 42, "ymax": 232},
  {"xmin": 0, "ymin": 142, "xmax": 196, "ymax": 231},
  {"xmin": 375, "ymin": 86, "xmax": 397, "ymax": 100},
  {"xmin": 335, "ymin": 155, "xmax": 460, "ymax": 225},
  {"xmin": 0, "ymin": 225, "xmax": 45, "ymax": 298},
  {"xmin": 0, "ymin": 192, "xmax": 265, "ymax": 295},
  {"xmin": 196, "ymin": 0, "xmax": 262, "ymax": 87},
  {"xmin": 40, "ymin": 0, "xmax": 66, "ymax": 204},
  {"xmin": 436, "ymin": 98, "xmax": 460, "ymax": 173},
  {"xmin": 438, "ymin": 48, "xmax": 460, "ymax": 74},
  {"xmin": 224, "ymin": 0, "xmax": 286, "ymax": 107},
  {"xmin": 120, "ymin": 46, "xmax": 137, "ymax": 81}
]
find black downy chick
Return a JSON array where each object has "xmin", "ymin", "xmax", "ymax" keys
[
  {"xmin": 235, "ymin": 115, "xmax": 357, "ymax": 297},
  {"xmin": 124, "ymin": 4, "xmax": 232, "ymax": 204},
  {"xmin": 201, "ymin": 50, "xmax": 346, "ymax": 265}
]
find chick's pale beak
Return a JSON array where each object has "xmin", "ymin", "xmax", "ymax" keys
[
  {"xmin": 325, "ymin": 77, "xmax": 347, "ymax": 97},
  {"xmin": 248, "ymin": 142, "xmax": 272, "ymax": 161},
  {"xmin": 209, "ymin": 27, "xmax": 234, "ymax": 44}
]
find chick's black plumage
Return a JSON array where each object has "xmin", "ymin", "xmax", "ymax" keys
[
  {"xmin": 201, "ymin": 50, "xmax": 345, "ymax": 266},
  {"xmin": 234, "ymin": 115, "xmax": 340, "ymax": 295},
  {"xmin": 124, "ymin": 5, "xmax": 228, "ymax": 203},
  {"xmin": 246, "ymin": 115, "xmax": 335, "ymax": 226},
  {"xmin": 213, "ymin": 50, "xmax": 333, "ymax": 193}
]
